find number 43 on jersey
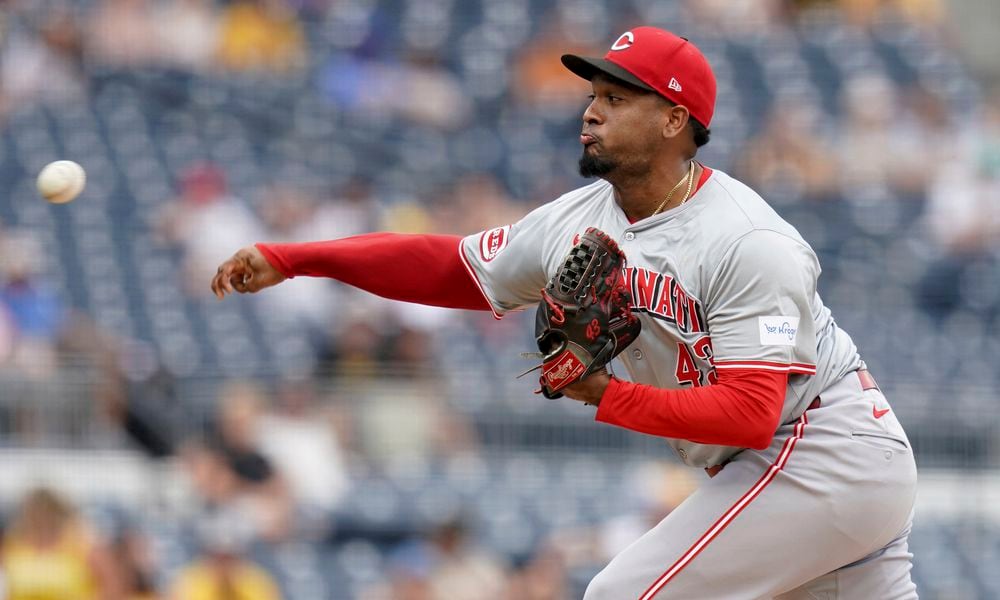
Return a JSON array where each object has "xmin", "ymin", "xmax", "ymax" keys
[{"xmin": 676, "ymin": 336, "xmax": 718, "ymax": 387}]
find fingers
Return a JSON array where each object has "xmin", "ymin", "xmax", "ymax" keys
[
  {"xmin": 211, "ymin": 264, "xmax": 230, "ymax": 298},
  {"xmin": 212, "ymin": 247, "xmax": 271, "ymax": 299},
  {"xmin": 212, "ymin": 255, "xmax": 245, "ymax": 299},
  {"xmin": 241, "ymin": 270, "xmax": 256, "ymax": 292},
  {"xmin": 230, "ymin": 269, "xmax": 258, "ymax": 294},
  {"xmin": 212, "ymin": 269, "xmax": 229, "ymax": 298}
]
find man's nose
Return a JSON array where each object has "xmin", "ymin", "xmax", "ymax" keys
[{"xmin": 583, "ymin": 100, "xmax": 602, "ymax": 125}]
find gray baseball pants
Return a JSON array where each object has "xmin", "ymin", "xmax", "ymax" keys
[{"xmin": 584, "ymin": 370, "xmax": 919, "ymax": 599}]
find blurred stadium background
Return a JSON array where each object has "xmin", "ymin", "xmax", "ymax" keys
[{"xmin": 0, "ymin": 0, "xmax": 998, "ymax": 598}]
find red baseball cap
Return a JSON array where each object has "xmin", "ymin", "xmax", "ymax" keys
[{"xmin": 562, "ymin": 27, "xmax": 716, "ymax": 128}]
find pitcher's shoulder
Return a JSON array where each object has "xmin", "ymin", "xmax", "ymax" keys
[
  {"xmin": 509, "ymin": 179, "xmax": 613, "ymax": 227},
  {"xmin": 549, "ymin": 179, "xmax": 615, "ymax": 210},
  {"xmin": 700, "ymin": 170, "xmax": 808, "ymax": 244}
]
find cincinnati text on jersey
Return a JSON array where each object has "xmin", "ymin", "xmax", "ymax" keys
[{"xmin": 624, "ymin": 266, "xmax": 706, "ymax": 334}]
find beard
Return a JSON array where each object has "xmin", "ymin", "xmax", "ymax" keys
[{"xmin": 578, "ymin": 150, "xmax": 616, "ymax": 178}]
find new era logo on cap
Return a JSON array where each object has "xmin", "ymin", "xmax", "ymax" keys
[{"xmin": 668, "ymin": 77, "xmax": 682, "ymax": 92}]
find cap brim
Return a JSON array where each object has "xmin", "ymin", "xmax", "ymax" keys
[{"xmin": 561, "ymin": 55, "xmax": 655, "ymax": 92}]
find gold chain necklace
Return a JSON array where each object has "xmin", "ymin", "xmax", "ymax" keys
[{"xmin": 651, "ymin": 161, "xmax": 696, "ymax": 216}]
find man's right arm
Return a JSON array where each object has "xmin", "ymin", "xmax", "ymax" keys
[{"xmin": 211, "ymin": 233, "xmax": 492, "ymax": 311}]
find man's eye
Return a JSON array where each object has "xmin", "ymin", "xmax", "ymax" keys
[
  {"xmin": 587, "ymin": 94, "xmax": 596, "ymax": 101},
  {"xmin": 609, "ymin": 96, "xmax": 623, "ymax": 103}
]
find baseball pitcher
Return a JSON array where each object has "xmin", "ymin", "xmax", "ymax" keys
[{"xmin": 212, "ymin": 27, "xmax": 918, "ymax": 599}]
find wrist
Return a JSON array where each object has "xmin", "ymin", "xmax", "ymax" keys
[
  {"xmin": 560, "ymin": 370, "xmax": 612, "ymax": 406},
  {"xmin": 593, "ymin": 375, "xmax": 619, "ymax": 406},
  {"xmin": 588, "ymin": 375, "xmax": 612, "ymax": 406},
  {"xmin": 255, "ymin": 243, "xmax": 294, "ymax": 279}
]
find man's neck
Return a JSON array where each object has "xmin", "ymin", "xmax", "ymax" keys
[{"xmin": 611, "ymin": 160, "xmax": 701, "ymax": 222}]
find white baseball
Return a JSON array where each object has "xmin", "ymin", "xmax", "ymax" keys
[{"xmin": 37, "ymin": 160, "xmax": 86, "ymax": 204}]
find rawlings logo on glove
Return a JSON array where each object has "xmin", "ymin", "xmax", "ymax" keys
[
  {"xmin": 542, "ymin": 352, "xmax": 587, "ymax": 388},
  {"xmin": 531, "ymin": 227, "xmax": 641, "ymax": 399}
]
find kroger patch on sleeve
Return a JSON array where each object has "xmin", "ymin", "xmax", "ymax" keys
[{"xmin": 758, "ymin": 316, "xmax": 800, "ymax": 346}]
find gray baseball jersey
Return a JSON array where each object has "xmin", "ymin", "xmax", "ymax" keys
[
  {"xmin": 460, "ymin": 169, "xmax": 861, "ymax": 468},
  {"xmin": 459, "ymin": 167, "xmax": 917, "ymax": 598}
]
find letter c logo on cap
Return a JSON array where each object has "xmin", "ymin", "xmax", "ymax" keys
[{"xmin": 610, "ymin": 31, "xmax": 634, "ymax": 51}]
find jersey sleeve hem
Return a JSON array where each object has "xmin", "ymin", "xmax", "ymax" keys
[
  {"xmin": 713, "ymin": 360, "xmax": 816, "ymax": 375},
  {"xmin": 457, "ymin": 238, "xmax": 504, "ymax": 320},
  {"xmin": 255, "ymin": 243, "xmax": 295, "ymax": 279}
]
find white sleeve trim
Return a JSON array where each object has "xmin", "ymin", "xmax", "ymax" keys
[
  {"xmin": 714, "ymin": 360, "xmax": 816, "ymax": 375},
  {"xmin": 457, "ymin": 238, "xmax": 504, "ymax": 320}
]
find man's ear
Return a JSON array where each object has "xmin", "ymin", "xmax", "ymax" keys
[{"xmin": 662, "ymin": 104, "xmax": 691, "ymax": 140}]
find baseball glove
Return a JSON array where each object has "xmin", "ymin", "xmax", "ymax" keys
[{"xmin": 532, "ymin": 227, "xmax": 641, "ymax": 399}]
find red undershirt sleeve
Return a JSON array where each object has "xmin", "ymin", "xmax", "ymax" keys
[
  {"xmin": 255, "ymin": 234, "xmax": 492, "ymax": 311},
  {"xmin": 594, "ymin": 368, "xmax": 789, "ymax": 450}
]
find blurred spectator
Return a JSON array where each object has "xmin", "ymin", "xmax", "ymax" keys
[
  {"xmin": 258, "ymin": 183, "xmax": 366, "ymax": 243},
  {"xmin": 0, "ymin": 487, "xmax": 125, "ymax": 600},
  {"xmin": 319, "ymin": 283, "xmax": 454, "ymax": 377},
  {"xmin": 734, "ymin": 100, "xmax": 839, "ymax": 202},
  {"xmin": 918, "ymin": 91, "xmax": 1000, "ymax": 316},
  {"xmin": 424, "ymin": 517, "xmax": 508, "ymax": 599},
  {"xmin": 0, "ymin": 5, "xmax": 86, "ymax": 117},
  {"xmin": 157, "ymin": 163, "xmax": 266, "ymax": 297},
  {"xmin": 835, "ymin": 74, "xmax": 927, "ymax": 195},
  {"xmin": 430, "ymin": 173, "xmax": 523, "ymax": 235},
  {"xmin": 155, "ymin": 0, "xmax": 220, "ymax": 72},
  {"xmin": 179, "ymin": 438, "xmax": 293, "ymax": 544},
  {"xmin": 177, "ymin": 382, "xmax": 295, "ymax": 544},
  {"xmin": 0, "ymin": 300, "xmax": 15, "ymax": 366},
  {"xmin": 111, "ymin": 527, "xmax": 162, "ymax": 600},
  {"xmin": 511, "ymin": 20, "xmax": 596, "ymax": 114},
  {"xmin": 0, "ymin": 229, "xmax": 65, "ymax": 377},
  {"xmin": 549, "ymin": 462, "xmax": 698, "ymax": 568},
  {"xmin": 169, "ymin": 511, "xmax": 282, "ymax": 600},
  {"xmin": 0, "ymin": 230, "xmax": 62, "ymax": 339},
  {"xmin": 109, "ymin": 366, "xmax": 180, "ymax": 460},
  {"xmin": 258, "ymin": 185, "xmax": 318, "ymax": 240},
  {"xmin": 340, "ymin": 355, "xmax": 479, "ymax": 464},
  {"xmin": 86, "ymin": 0, "xmax": 162, "ymax": 68},
  {"xmin": 831, "ymin": 0, "xmax": 945, "ymax": 27},
  {"xmin": 317, "ymin": 53, "xmax": 390, "ymax": 117},
  {"xmin": 321, "ymin": 303, "xmax": 479, "ymax": 464},
  {"xmin": 501, "ymin": 546, "xmax": 570, "ymax": 600},
  {"xmin": 892, "ymin": 82, "xmax": 963, "ymax": 197},
  {"xmin": 364, "ymin": 517, "xmax": 508, "ymax": 600},
  {"xmin": 320, "ymin": 304, "xmax": 384, "ymax": 375},
  {"xmin": 380, "ymin": 200, "xmax": 435, "ymax": 235},
  {"xmin": 254, "ymin": 378, "xmax": 351, "ymax": 515},
  {"xmin": 362, "ymin": 542, "xmax": 433, "ymax": 600},
  {"xmin": 393, "ymin": 50, "xmax": 472, "ymax": 130},
  {"xmin": 319, "ymin": 50, "xmax": 471, "ymax": 129},
  {"xmin": 688, "ymin": 0, "xmax": 785, "ymax": 33},
  {"xmin": 216, "ymin": 0, "xmax": 306, "ymax": 74},
  {"xmin": 56, "ymin": 318, "xmax": 158, "ymax": 458},
  {"xmin": 210, "ymin": 381, "xmax": 294, "ymax": 540}
]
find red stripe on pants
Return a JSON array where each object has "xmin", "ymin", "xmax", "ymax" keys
[{"xmin": 639, "ymin": 412, "xmax": 810, "ymax": 599}]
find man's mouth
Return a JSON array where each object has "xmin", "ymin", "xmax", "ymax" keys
[{"xmin": 580, "ymin": 133, "xmax": 598, "ymax": 146}]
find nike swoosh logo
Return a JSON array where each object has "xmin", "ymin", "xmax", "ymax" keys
[{"xmin": 873, "ymin": 406, "xmax": 891, "ymax": 419}]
